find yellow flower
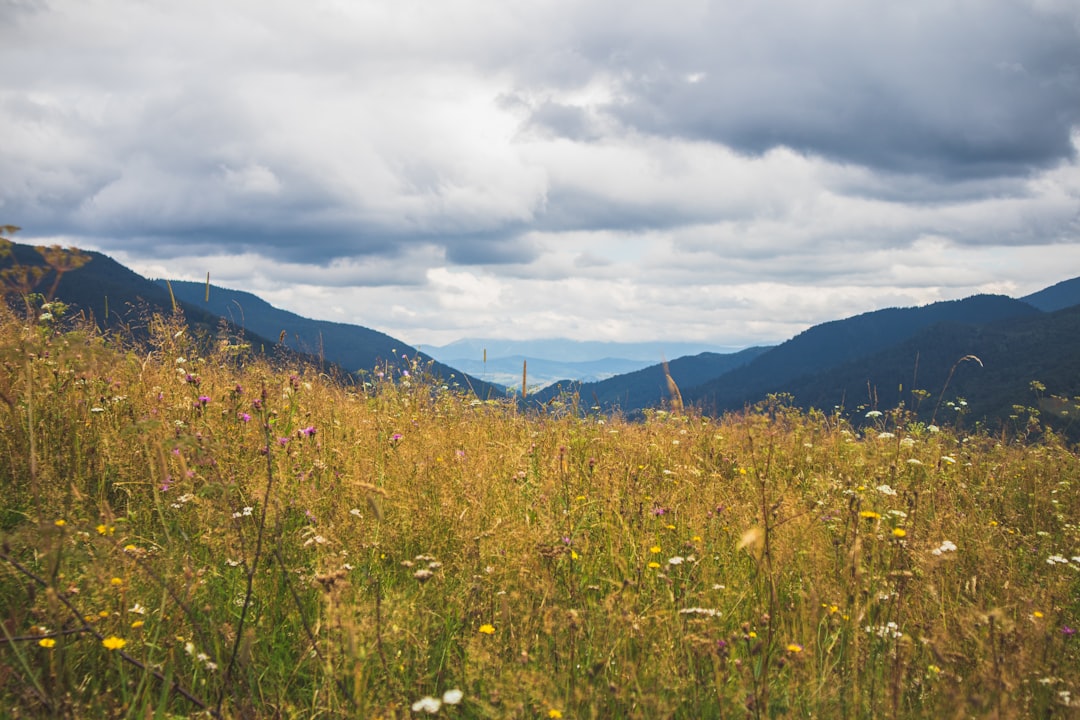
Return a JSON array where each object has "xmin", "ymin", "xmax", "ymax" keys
[
  {"xmin": 54, "ymin": 519, "xmax": 66, "ymax": 527},
  {"xmin": 110, "ymin": 577, "xmax": 123, "ymax": 586},
  {"xmin": 96, "ymin": 524, "xmax": 114, "ymax": 536},
  {"xmin": 478, "ymin": 624, "xmax": 495, "ymax": 635},
  {"xmin": 928, "ymin": 664, "xmax": 941, "ymax": 674},
  {"xmin": 665, "ymin": 524, "xmax": 676, "ymax": 530},
  {"xmin": 39, "ymin": 638, "xmax": 56, "ymax": 648},
  {"xmin": 570, "ymin": 550, "xmax": 579, "ymax": 560},
  {"xmin": 131, "ymin": 620, "xmax": 144, "ymax": 629},
  {"xmin": 649, "ymin": 545, "xmax": 661, "ymax": 554},
  {"xmin": 1033, "ymin": 611, "xmax": 1044, "ymax": 619},
  {"xmin": 748, "ymin": 631, "xmax": 757, "ymax": 638},
  {"xmin": 548, "ymin": 710, "xmax": 563, "ymax": 719},
  {"xmin": 859, "ymin": 511, "xmax": 881, "ymax": 519},
  {"xmin": 101, "ymin": 636, "xmax": 126, "ymax": 651},
  {"xmin": 691, "ymin": 535, "xmax": 702, "ymax": 542},
  {"xmin": 648, "ymin": 561, "xmax": 661, "ymax": 569},
  {"xmin": 892, "ymin": 528, "xmax": 907, "ymax": 538},
  {"xmin": 98, "ymin": 611, "xmax": 109, "ymax": 619},
  {"xmin": 738, "ymin": 468, "xmax": 747, "ymax": 475},
  {"xmin": 989, "ymin": 520, "xmax": 998, "ymax": 527},
  {"xmin": 786, "ymin": 643, "xmax": 803, "ymax": 653}
]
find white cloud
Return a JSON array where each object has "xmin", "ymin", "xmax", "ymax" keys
[{"xmin": 2, "ymin": 0, "xmax": 1079, "ymax": 348}]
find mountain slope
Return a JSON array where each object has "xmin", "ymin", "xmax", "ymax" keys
[
  {"xmin": 159, "ymin": 280, "xmax": 501, "ymax": 396},
  {"xmin": 1021, "ymin": 276, "xmax": 1080, "ymax": 312},
  {"xmin": 529, "ymin": 347, "xmax": 770, "ymax": 411},
  {"xmin": 684, "ymin": 294, "xmax": 1041, "ymax": 412},
  {"xmin": 772, "ymin": 304, "xmax": 1080, "ymax": 433}
]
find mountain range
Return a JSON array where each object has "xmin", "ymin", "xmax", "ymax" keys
[{"xmin": 3, "ymin": 239, "xmax": 1079, "ymax": 434}]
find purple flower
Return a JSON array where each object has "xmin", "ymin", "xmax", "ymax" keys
[
  {"xmin": 238, "ymin": 412, "xmax": 251, "ymax": 423},
  {"xmin": 1063, "ymin": 626, "xmax": 1076, "ymax": 637},
  {"xmin": 277, "ymin": 437, "xmax": 289, "ymax": 447},
  {"xmin": 390, "ymin": 433, "xmax": 403, "ymax": 442},
  {"xmin": 652, "ymin": 506, "xmax": 668, "ymax": 516},
  {"xmin": 198, "ymin": 395, "xmax": 210, "ymax": 406},
  {"xmin": 301, "ymin": 426, "xmax": 316, "ymax": 437},
  {"xmin": 185, "ymin": 373, "xmax": 200, "ymax": 386}
]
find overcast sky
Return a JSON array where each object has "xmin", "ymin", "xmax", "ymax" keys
[{"xmin": 3, "ymin": 0, "xmax": 1079, "ymax": 349}]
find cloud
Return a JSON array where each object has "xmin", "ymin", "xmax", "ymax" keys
[{"xmin": 2, "ymin": 0, "xmax": 1079, "ymax": 348}]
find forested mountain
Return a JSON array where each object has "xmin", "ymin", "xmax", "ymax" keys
[
  {"xmin": 529, "ymin": 347, "xmax": 770, "ymax": 410},
  {"xmin": 684, "ymin": 294, "xmax": 1041, "ymax": 412}
]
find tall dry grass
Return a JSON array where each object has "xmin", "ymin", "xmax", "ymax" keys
[{"xmin": 0, "ymin": 301, "xmax": 1077, "ymax": 718}]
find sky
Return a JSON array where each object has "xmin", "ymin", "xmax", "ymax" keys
[{"xmin": 3, "ymin": 0, "xmax": 1080, "ymax": 350}]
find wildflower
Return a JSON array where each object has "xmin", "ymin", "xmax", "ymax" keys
[
  {"xmin": 548, "ymin": 710, "xmax": 563, "ymax": 719},
  {"xmin": 648, "ymin": 561, "xmax": 661, "ymax": 569},
  {"xmin": 941, "ymin": 455, "xmax": 956, "ymax": 464},
  {"xmin": 442, "ymin": 689, "xmax": 463, "ymax": 705},
  {"xmin": 865, "ymin": 410, "xmax": 883, "ymax": 418},
  {"xmin": 478, "ymin": 624, "xmax": 495, "ymax": 635},
  {"xmin": 110, "ymin": 577, "xmax": 123, "ymax": 587},
  {"xmin": 390, "ymin": 433, "xmax": 403, "ymax": 442},
  {"xmin": 39, "ymin": 638, "xmax": 56, "ymax": 648},
  {"xmin": 349, "ymin": 508, "xmax": 362, "ymax": 517},
  {"xmin": 131, "ymin": 620, "xmax": 144, "ymax": 629},
  {"xmin": 927, "ymin": 425, "xmax": 940, "ymax": 433},
  {"xmin": 1063, "ymin": 626, "xmax": 1076, "ymax": 637},
  {"xmin": 650, "ymin": 545, "xmax": 661, "ymax": 554},
  {"xmin": 668, "ymin": 556, "xmax": 685, "ymax": 565},
  {"xmin": 906, "ymin": 458, "xmax": 923, "ymax": 466},
  {"xmin": 1033, "ymin": 611, "xmax": 1044, "ymax": 619},
  {"xmin": 892, "ymin": 528, "xmax": 907, "ymax": 538},
  {"xmin": 786, "ymin": 643, "xmax": 803, "ymax": 653},
  {"xmin": 931, "ymin": 540, "xmax": 958, "ymax": 555},
  {"xmin": 570, "ymin": 550, "xmax": 579, "ymax": 560},
  {"xmin": 411, "ymin": 696, "xmax": 442, "ymax": 713},
  {"xmin": 238, "ymin": 412, "xmax": 251, "ymax": 423},
  {"xmin": 876, "ymin": 484, "xmax": 896, "ymax": 496},
  {"xmin": 900, "ymin": 437, "xmax": 915, "ymax": 448},
  {"xmin": 96, "ymin": 524, "xmax": 114, "ymax": 536},
  {"xmin": 1047, "ymin": 555, "xmax": 1069, "ymax": 565},
  {"xmin": 877, "ymin": 432, "xmax": 896, "ymax": 440},
  {"xmin": 54, "ymin": 519, "xmax": 66, "ymax": 527},
  {"xmin": 197, "ymin": 395, "xmax": 210, "ymax": 406},
  {"xmin": 101, "ymin": 636, "xmax": 126, "ymax": 651},
  {"xmin": 859, "ymin": 511, "xmax": 881, "ymax": 520},
  {"xmin": 679, "ymin": 607, "xmax": 721, "ymax": 617},
  {"xmin": 928, "ymin": 664, "xmax": 941, "ymax": 674},
  {"xmin": 301, "ymin": 426, "xmax": 316, "ymax": 437},
  {"xmin": 129, "ymin": 603, "xmax": 146, "ymax": 615},
  {"xmin": 414, "ymin": 569, "xmax": 434, "ymax": 583}
]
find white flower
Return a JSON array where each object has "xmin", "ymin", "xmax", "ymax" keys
[
  {"xmin": 668, "ymin": 556, "xmax": 685, "ymax": 566},
  {"xmin": 1047, "ymin": 554, "xmax": 1069, "ymax": 565},
  {"xmin": 900, "ymin": 437, "xmax": 916, "ymax": 448},
  {"xmin": 906, "ymin": 458, "xmax": 923, "ymax": 466},
  {"xmin": 442, "ymin": 689, "xmax": 463, "ymax": 705},
  {"xmin": 877, "ymin": 432, "xmax": 896, "ymax": 440},
  {"xmin": 411, "ymin": 696, "xmax": 442, "ymax": 713},
  {"xmin": 941, "ymin": 455, "xmax": 956, "ymax": 465},
  {"xmin": 927, "ymin": 425, "xmax": 940, "ymax": 433},
  {"xmin": 865, "ymin": 410, "xmax": 883, "ymax": 418},
  {"xmin": 678, "ymin": 607, "xmax": 721, "ymax": 617},
  {"xmin": 876, "ymin": 484, "xmax": 897, "ymax": 496},
  {"xmin": 349, "ymin": 508, "xmax": 362, "ymax": 517},
  {"xmin": 932, "ymin": 540, "xmax": 958, "ymax": 555},
  {"xmin": 128, "ymin": 603, "xmax": 147, "ymax": 615}
]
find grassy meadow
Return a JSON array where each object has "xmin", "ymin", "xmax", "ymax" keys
[{"xmin": 1, "ymin": 300, "xmax": 1079, "ymax": 719}]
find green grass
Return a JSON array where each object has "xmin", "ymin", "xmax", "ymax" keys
[{"xmin": 0, "ymin": 304, "xmax": 1078, "ymax": 719}]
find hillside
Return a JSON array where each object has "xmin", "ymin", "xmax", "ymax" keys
[
  {"xmin": 530, "ymin": 347, "xmax": 770, "ymax": 411},
  {"xmin": 684, "ymin": 294, "xmax": 1042, "ymax": 413},
  {"xmin": 1021, "ymin": 276, "xmax": 1080, "ymax": 312},
  {"xmin": 159, "ymin": 280, "xmax": 502, "ymax": 396},
  {"xmin": 779, "ymin": 303, "xmax": 1080, "ymax": 427}
]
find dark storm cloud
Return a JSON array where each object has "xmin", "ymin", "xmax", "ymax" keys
[{"xmin": 526, "ymin": 1, "xmax": 1080, "ymax": 179}]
